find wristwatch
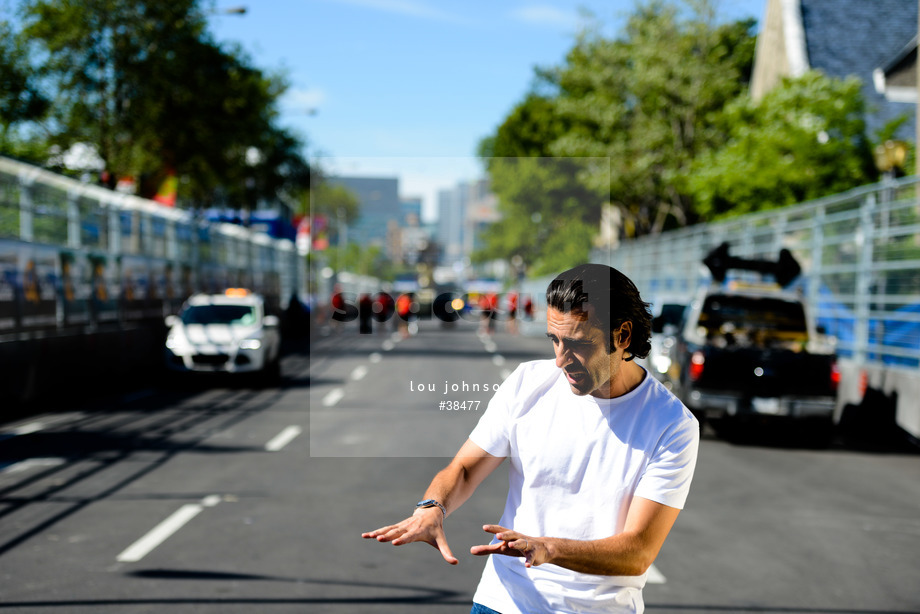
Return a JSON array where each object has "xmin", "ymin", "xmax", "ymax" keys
[{"xmin": 416, "ymin": 498, "xmax": 447, "ymax": 518}]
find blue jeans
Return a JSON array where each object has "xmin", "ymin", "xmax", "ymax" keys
[{"xmin": 470, "ymin": 604, "xmax": 501, "ymax": 614}]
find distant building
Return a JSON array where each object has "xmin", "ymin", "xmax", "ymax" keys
[
  {"xmin": 751, "ymin": 0, "xmax": 916, "ymax": 140},
  {"xmin": 437, "ymin": 183, "xmax": 469, "ymax": 268},
  {"xmin": 435, "ymin": 178, "xmax": 499, "ymax": 271},
  {"xmin": 326, "ymin": 176, "xmax": 402, "ymax": 248},
  {"xmin": 400, "ymin": 196, "xmax": 423, "ymax": 225},
  {"xmin": 398, "ymin": 214, "xmax": 431, "ymax": 265},
  {"xmin": 464, "ymin": 178, "xmax": 500, "ymax": 257}
]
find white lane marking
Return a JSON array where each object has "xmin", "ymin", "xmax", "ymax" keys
[
  {"xmin": 351, "ymin": 365, "xmax": 368, "ymax": 381},
  {"xmin": 0, "ymin": 414, "xmax": 86, "ymax": 445},
  {"xmin": 9, "ymin": 421, "xmax": 45, "ymax": 435},
  {"xmin": 492, "ymin": 355, "xmax": 505, "ymax": 366},
  {"xmin": 265, "ymin": 426, "xmax": 302, "ymax": 452},
  {"xmin": 116, "ymin": 495, "xmax": 220, "ymax": 563},
  {"xmin": 0, "ymin": 421, "xmax": 47, "ymax": 442},
  {"xmin": 500, "ymin": 369, "xmax": 512, "ymax": 380},
  {"xmin": 1, "ymin": 412, "xmax": 83, "ymax": 440},
  {"xmin": 381, "ymin": 340, "xmax": 395, "ymax": 351},
  {"xmin": 1, "ymin": 457, "xmax": 67, "ymax": 474},
  {"xmin": 369, "ymin": 352, "xmax": 382, "ymax": 364},
  {"xmin": 322, "ymin": 388, "xmax": 344, "ymax": 407},
  {"xmin": 484, "ymin": 342, "xmax": 497, "ymax": 353},
  {"xmin": 646, "ymin": 564, "xmax": 666, "ymax": 584}
]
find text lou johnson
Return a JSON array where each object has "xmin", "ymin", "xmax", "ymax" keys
[{"xmin": 409, "ymin": 380, "xmax": 501, "ymax": 394}]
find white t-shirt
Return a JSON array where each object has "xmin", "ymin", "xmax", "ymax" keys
[{"xmin": 469, "ymin": 359, "xmax": 699, "ymax": 614}]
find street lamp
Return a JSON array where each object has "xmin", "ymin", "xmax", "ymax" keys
[
  {"xmin": 211, "ymin": 6, "xmax": 247, "ymax": 15},
  {"xmin": 874, "ymin": 140, "xmax": 908, "ymax": 178}
]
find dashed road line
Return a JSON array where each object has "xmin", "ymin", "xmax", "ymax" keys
[
  {"xmin": 322, "ymin": 388, "xmax": 344, "ymax": 407},
  {"xmin": 265, "ymin": 425, "xmax": 302, "ymax": 452},
  {"xmin": 116, "ymin": 495, "xmax": 221, "ymax": 563},
  {"xmin": 4, "ymin": 421, "xmax": 45, "ymax": 436},
  {"xmin": 492, "ymin": 355, "xmax": 506, "ymax": 366},
  {"xmin": 351, "ymin": 365, "xmax": 368, "ymax": 381},
  {"xmin": 0, "ymin": 457, "xmax": 67, "ymax": 474},
  {"xmin": 369, "ymin": 352, "xmax": 383, "ymax": 363},
  {"xmin": 0, "ymin": 415, "xmax": 76, "ymax": 441}
]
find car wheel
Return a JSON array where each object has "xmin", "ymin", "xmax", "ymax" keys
[{"xmin": 259, "ymin": 352, "xmax": 282, "ymax": 387}]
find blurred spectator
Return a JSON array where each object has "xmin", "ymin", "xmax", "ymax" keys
[{"xmin": 358, "ymin": 293, "xmax": 374, "ymax": 334}]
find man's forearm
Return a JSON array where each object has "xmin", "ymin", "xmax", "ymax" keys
[
  {"xmin": 422, "ymin": 439, "xmax": 504, "ymax": 517},
  {"xmin": 543, "ymin": 534, "xmax": 653, "ymax": 576},
  {"xmin": 423, "ymin": 460, "xmax": 482, "ymax": 516},
  {"xmin": 476, "ymin": 499, "xmax": 680, "ymax": 576}
]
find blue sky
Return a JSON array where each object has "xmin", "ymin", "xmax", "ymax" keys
[{"xmin": 209, "ymin": 0, "xmax": 765, "ymax": 220}]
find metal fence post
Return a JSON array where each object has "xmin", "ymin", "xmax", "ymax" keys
[
  {"xmin": 854, "ymin": 193, "xmax": 876, "ymax": 365},
  {"xmin": 67, "ymin": 191, "xmax": 81, "ymax": 249},
  {"xmin": 808, "ymin": 204, "xmax": 825, "ymax": 322},
  {"xmin": 19, "ymin": 173, "xmax": 34, "ymax": 242},
  {"xmin": 108, "ymin": 200, "xmax": 121, "ymax": 255}
]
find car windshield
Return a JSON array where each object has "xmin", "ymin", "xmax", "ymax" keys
[{"xmin": 181, "ymin": 304, "xmax": 256, "ymax": 326}]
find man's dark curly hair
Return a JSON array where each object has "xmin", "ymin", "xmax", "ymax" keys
[{"xmin": 545, "ymin": 263, "xmax": 652, "ymax": 360}]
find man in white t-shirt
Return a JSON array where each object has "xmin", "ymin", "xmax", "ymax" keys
[{"xmin": 363, "ymin": 264, "xmax": 699, "ymax": 613}]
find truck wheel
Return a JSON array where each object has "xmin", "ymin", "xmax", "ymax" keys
[{"xmin": 801, "ymin": 417, "xmax": 835, "ymax": 449}]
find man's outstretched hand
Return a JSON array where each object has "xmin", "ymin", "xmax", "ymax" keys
[
  {"xmin": 470, "ymin": 524, "xmax": 551, "ymax": 568},
  {"xmin": 362, "ymin": 507, "xmax": 459, "ymax": 565}
]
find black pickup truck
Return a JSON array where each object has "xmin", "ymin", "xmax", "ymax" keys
[{"xmin": 662, "ymin": 245, "xmax": 839, "ymax": 435}]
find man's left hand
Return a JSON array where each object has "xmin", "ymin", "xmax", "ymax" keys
[{"xmin": 470, "ymin": 524, "xmax": 550, "ymax": 568}]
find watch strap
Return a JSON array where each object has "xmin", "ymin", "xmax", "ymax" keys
[{"xmin": 416, "ymin": 498, "xmax": 447, "ymax": 518}]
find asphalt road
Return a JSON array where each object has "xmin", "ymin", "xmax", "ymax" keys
[{"xmin": 0, "ymin": 316, "xmax": 918, "ymax": 613}]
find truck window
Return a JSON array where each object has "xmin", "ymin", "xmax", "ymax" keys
[{"xmin": 697, "ymin": 295, "xmax": 808, "ymax": 348}]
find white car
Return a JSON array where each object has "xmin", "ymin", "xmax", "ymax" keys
[{"xmin": 165, "ymin": 289, "xmax": 281, "ymax": 381}]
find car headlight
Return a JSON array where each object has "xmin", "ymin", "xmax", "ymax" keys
[{"xmin": 239, "ymin": 339, "xmax": 262, "ymax": 350}]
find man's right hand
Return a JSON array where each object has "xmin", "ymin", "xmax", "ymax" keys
[{"xmin": 361, "ymin": 506, "xmax": 459, "ymax": 565}]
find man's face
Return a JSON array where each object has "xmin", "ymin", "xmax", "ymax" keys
[{"xmin": 546, "ymin": 307, "xmax": 629, "ymax": 399}]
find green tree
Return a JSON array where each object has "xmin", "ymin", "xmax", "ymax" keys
[
  {"xmin": 477, "ymin": 94, "xmax": 606, "ymax": 275},
  {"xmin": 478, "ymin": 93, "xmax": 569, "ymax": 159},
  {"xmin": 0, "ymin": 19, "xmax": 50, "ymax": 158},
  {"xmin": 686, "ymin": 71, "xmax": 877, "ymax": 218},
  {"xmin": 475, "ymin": 0, "xmax": 757, "ymax": 273},
  {"xmin": 549, "ymin": 1, "xmax": 756, "ymax": 235},
  {"xmin": 303, "ymin": 177, "xmax": 360, "ymax": 225},
  {"xmin": 474, "ymin": 156, "xmax": 607, "ymax": 276},
  {"xmin": 18, "ymin": 0, "xmax": 308, "ymax": 206}
]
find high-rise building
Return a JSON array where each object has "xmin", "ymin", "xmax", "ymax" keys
[
  {"xmin": 436, "ymin": 182, "xmax": 469, "ymax": 268},
  {"xmin": 436, "ymin": 178, "xmax": 498, "ymax": 270},
  {"xmin": 400, "ymin": 196, "xmax": 423, "ymax": 225},
  {"xmin": 325, "ymin": 176, "xmax": 434, "ymax": 266},
  {"xmin": 465, "ymin": 178, "xmax": 499, "ymax": 257},
  {"xmin": 327, "ymin": 176, "xmax": 401, "ymax": 248}
]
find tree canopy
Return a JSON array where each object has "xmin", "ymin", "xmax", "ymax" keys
[
  {"xmin": 686, "ymin": 71, "xmax": 877, "ymax": 217},
  {"xmin": 475, "ymin": 0, "xmax": 879, "ymax": 275},
  {"xmin": 3, "ymin": 0, "xmax": 309, "ymax": 208},
  {"xmin": 0, "ymin": 18, "xmax": 49, "ymax": 156}
]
